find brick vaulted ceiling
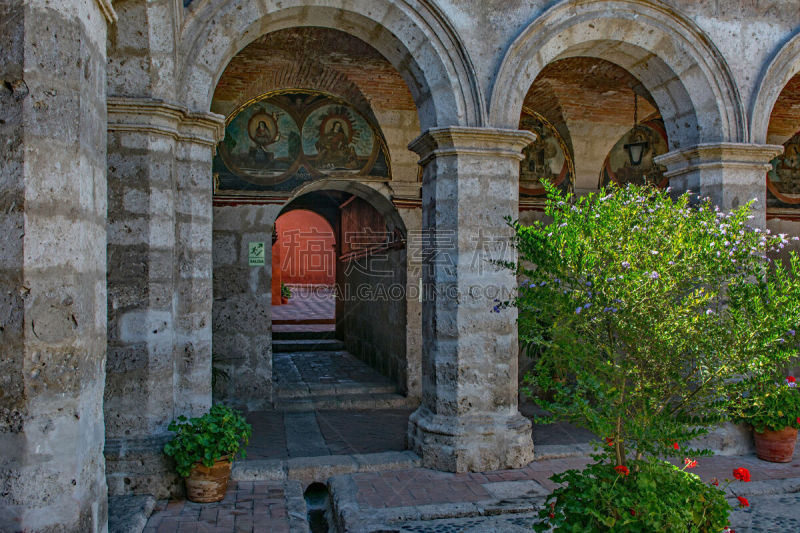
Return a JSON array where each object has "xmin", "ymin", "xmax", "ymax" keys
[
  {"xmin": 523, "ymin": 57, "xmax": 660, "ymax": 155},
  {"xmin": 768, "ymin": 71, "xmax": 800, "ymax": 145},
  {"xmin": 212, "ymin": 27, "xmax": 417, "ymax": 118}
]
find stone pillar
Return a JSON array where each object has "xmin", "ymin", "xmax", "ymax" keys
[
  {"xmin": 656, "ymin": 143, "xmax": 783, "ymax": 227},
  {"xmin": 104, "ymin": 98, "xmax": 223, "ymax": 497},
  {"xmin": 212, "ymin": 203, "xmax": 279, "ymax": 410},
  {"xmin": 406, "ymin": 127, "xmax": 536, "ymax": 472},
  {"xmin": 0, "ymin": 0, "xmax": 115, "ymax": 530}
]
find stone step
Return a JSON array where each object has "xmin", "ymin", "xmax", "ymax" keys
[
  {"xmin": 232, "ymin": 450, "xmax": 422, "ymax": 483},
  {"xmin": 274, "ymin": 392, "xmax": 411, "ymax": 411},
  {"xmin": 275, "ymin": 382, "xmax": 398, "ymax": 399},
  {"xmin": 272, "ymin": 330, "xmax": 336, "ymax": 341},
  {"xmin": 108, "ymin": 495, "xmax": 156, "ymax": 533},
  {"xmin": 272, "ymin": 339, "xmax": 346, "ymax": 352}
]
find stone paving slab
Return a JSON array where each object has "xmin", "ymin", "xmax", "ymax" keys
[{"xmin": 272, "ymin": 286, "xmax": 334, "ymax": 322}]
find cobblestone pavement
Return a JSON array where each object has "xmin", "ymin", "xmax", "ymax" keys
[{"xmin": 273, "ymin": 350, "xmax": 396, "ymax": 393}]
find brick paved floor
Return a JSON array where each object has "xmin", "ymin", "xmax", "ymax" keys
[
  {"xmin": 272, "ymin": 286, "xmax": 334, "ymax": 322},
  {"xmin": 143, "ymin": 482, "xmax": 291, "ymax": 533}
]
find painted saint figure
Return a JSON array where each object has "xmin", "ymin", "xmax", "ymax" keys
[{"xmin": 316, "ymin": 119, "xmax": 358, "ymax": 169}]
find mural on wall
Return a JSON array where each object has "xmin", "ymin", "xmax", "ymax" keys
[
  {"xmin": 214, "ymin": 90, "xmax": 390, "ymax": 194},
  {"xmin": 768, "ymin": 132, "xmax": 800, "ymax": 206},
  {"xmin": 600, "ymin": 119, "xmax": 669, "ymax": 188},
  {"xmin": 518, "ymin": 108, "xmax": 574, "ymax": 198}
]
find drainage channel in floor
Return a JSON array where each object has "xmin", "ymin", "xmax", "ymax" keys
[{"xmin": 304, "ymin": 482, "xmax": 334, "ymax": 533}]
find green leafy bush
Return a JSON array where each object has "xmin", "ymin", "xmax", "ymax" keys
[
  {"xmin": 732, "ymin": 375, "xmax": 800, "ymax": 432},
  {"xmin": 508, "ymin": 183, "xmax": 800, "ymax": 462},
  {"xmin": 163, "ymin": 405, "xmax": 252, "ymax": 477},
  {"xmin": 505, "ymin": 183, "xmax": 800, "ymax": 528},
  {"xmin": 534, "ymin": 456, "xmax": 733, "ymax": 532}
]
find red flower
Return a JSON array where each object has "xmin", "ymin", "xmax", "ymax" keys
[
  {"xmin": 797, "ymin": 417, "xmax": 800, "ymax": 425},
  {"xmin": 672, "ymin": 442, "xmax": 680, "ymax": 450},
  {"xmin": 737, "ymin": 496, "xmax": 749, "ymax": 508},
  {"xmin": 549, "ymin": 513, "xmax": 555, "ymax": 519},
  {"xmin": 733, "ymin": 467, "xmax": 751, "ymax": 482},
  {"xmin": 711, "ymin": 478, "xmax": 720, "ymax": 487},
  {"xmin": 614, "ymin": 465, "xmax": 630, "ymax": 476},
  {"xmin": 629, "ymin": 508, "xmax": 636, "ymax": 516},
  {"xmin": 788, "ymin": 376, "xmax": 796, "ymax": 383},
  {"xmin": 684, "ymin": 458, "xmax": 698, "ymax": 469},
  {"xmin": 605, "ymin": 437, "xmax": 614, "ymax": 447}
]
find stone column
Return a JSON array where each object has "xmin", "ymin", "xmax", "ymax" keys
[
  {"xmin": 212, "ymin": 203, "xmax": 280, "ymax": 410},
  {"xmin": 406, "ymin": 127, "xmax": 536, "ymax": 472},
  {"xmin": 104, "ymin": 98, "xmax": 223, "ymax": 497},
  {"xmin": 656, "ymin": 143, "xmax": 783, "ymax": 227},
  {"xmin": 0, "ymin": 0, "xmax": 115, "ymax": 531}
]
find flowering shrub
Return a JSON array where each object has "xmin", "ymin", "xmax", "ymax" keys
[
  {"xmin": 508, "ymin": 183, "xmax": 800, "ymax": 529},
  {"xmin": 509, "ymin": 183, "xmax": 800, "ymax": 463},
  {"xmin": 534, "ymin": 456, "xmax": 737, "ymax": 532},
  {"xmin": 732, "ymin": 375, "xmax": 800, "ymax": 432}
]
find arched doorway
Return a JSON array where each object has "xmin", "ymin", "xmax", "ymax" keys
[{"xmin": 209, "ymin": 26, "xmax": 420, "ymax": 460}]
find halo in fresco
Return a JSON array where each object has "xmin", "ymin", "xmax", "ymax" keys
[
  {"xmin": 768, "ymin": 133, "xmax": 800, "ymax": 204},
  {"xmin": 518, "ymin": 108, "xmax": 574, "ymax": 197},
  {"xmin": 213, "ymin": 90, "xmax": 390, "ymax": 193},
  {"xmin": 302, "ymin": 105, "xmax": 377, "ymax": 173},
  {"xmin": 600, "ymin": 119, "xmax": 669, "ymax": 188},
  {"xmin": 218, "ymin": 101, "xmax": 301, "ymax": 184}
]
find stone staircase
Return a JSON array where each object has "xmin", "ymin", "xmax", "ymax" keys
[{"xmin": 272, "ymin": 329, "xmax": 409, "ymax": 411}]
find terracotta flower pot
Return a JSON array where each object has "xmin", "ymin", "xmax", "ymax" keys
[
  {"xmin": 281, "ymin": 296, "xmax": 288, "ymax": 305},
  {"xmin": 754, "ymin": 427, "xmax": 798, "ymax": 463},
  {"xmin": 185, "ymin": 458, "xmax": 232, "ymax": 503}
]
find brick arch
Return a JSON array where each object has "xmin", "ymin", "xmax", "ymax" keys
[
  {"xmin": 489, "ymin": 0, "xmax": 745, "ymax": 149},
  {"xmin": 177, "ymin": 0, "xmax": 483, "ymax": 129},
  {"xmin": 213, "ymin": 58, "xmax": 377, "ymax": 124},
  {"xmin": 750, "ymin": 29, "xmax": 800, "ymax": 144}
]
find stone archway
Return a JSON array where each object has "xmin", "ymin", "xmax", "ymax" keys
[
  {"xmin": 177, "ymin": 0, "xmax": 484, "ymax": 128},
  {"xmin": 750, "ymin": 30, "xmax": 800, "ymax": 145},
  {"xmin": 489, "ymin": 0, "xmax": 745, "ymax": 149}
]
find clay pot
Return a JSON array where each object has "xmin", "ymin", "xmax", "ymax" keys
[
  {"xmin": 185, "ymin": 458, "xmax": 232, "ymax": 503},
  {"xmin": 281, "ymin": 296, "xmax": 288, "ymax": 305},
  {"xmin": 754, "ymin": 427, "xmax": 798, "ymax": 463}
]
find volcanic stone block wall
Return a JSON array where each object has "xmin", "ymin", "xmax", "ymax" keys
[
  {"xmin": 0, "ymin": 0, "xmax": 111, "ymax": 530},
  {"xmin": 212, "ymin": 204, "xmax": 279, "ymax": 410}
]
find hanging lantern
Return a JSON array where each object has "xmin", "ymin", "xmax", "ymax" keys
[{"xmin": 624, "ymin": 94, "xmax": 649, "ymax": 166}]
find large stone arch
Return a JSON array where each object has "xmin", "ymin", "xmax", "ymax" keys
[
  {"xmin": 750, "ymin": 29, "xmax": 800, "ymax": 144},
  {"xmin": 177, "ymin": 0, "xmax": 483, "ymax": 129},
  {"xmin": 489, "ymin": 0, "xmax": 745, "ymax": 149}
]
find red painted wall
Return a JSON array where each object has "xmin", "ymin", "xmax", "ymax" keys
[{"xmin": 275, "ymin": 210, "xmax": 336, "ymax": 286}]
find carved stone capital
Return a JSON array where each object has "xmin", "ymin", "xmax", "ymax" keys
[
  {"xmin": 408, "ymin": 127, "xmax": 536, "ymax": 165},
  {"xmin": 107, "ymin": 97, "xmax": 225, "ymax": 147},
  {"xmin": 655, "ymin": 143, "xmax": 783, "ymax": 179}
]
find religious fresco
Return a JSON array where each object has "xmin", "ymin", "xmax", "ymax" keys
[
  {"xmin": 600, "ymin": 119, "xmax": 669, "ymax": 188},
  {"xmin": 214, "ymin": 90, "xmax": 390, "ymax": 194},
  {"xmin": 768, "ymin": 132, "xmax": 800, "ymax": 206},
  {"xmin": 518, "ymin": 108, "xmax": 574, "ymax": 198}
]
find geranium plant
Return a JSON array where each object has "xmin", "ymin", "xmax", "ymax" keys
[
  {"xmin": 535, "ymin": 456, "xmax": 748, "ymax": 532},
  {"xmin": 164, "ymin": 404, "xmax": 252, "ymax": 477},
  {"xmin": 504, "ymin": 183, "xmax": 800, "ymax": 528},
  {"xmin": 732, "ymin": 375, "xmax": 800, "ymax": 433}
]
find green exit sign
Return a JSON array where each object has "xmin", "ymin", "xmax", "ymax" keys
[{"xmin": 248, "ymin": 242, "xmax": 265, "ymax": 266}]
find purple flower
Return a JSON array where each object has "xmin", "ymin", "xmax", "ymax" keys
[
  {"xmin": 583, "ymin": 303, "xmax": 592, "ymax": 310},
  {"xmin": 649, "ymin": 271, "xmax": 660, "ymax": 280},
  {"xmin": 622, "ymin": 261, "xmax": 631, "ymax": 269},
  {"xmin": 492, "ymin": 305, "xmax": 500, "ymax": 313},
  {"xmin": 575, "ymin": 307, "xmax": 583, "ymax": 315},
  {"xmin": 706, "ymin": 309, "xmax": 714, "ymax": 315},
  {"xmin": 789, "ymin": 329, "xmax": 796, "ymax": 336}
]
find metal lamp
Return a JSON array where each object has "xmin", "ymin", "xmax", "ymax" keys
[{"xmin": 624, "ymin": 93, "xmax": 649, "ymax": 166}]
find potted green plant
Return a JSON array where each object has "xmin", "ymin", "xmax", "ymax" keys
[
  {"xmin": 280, "ymin": 282, "xmax": 292, "ymax": 304},
  {"xmin": 733, "ymin": 374, "xmax": 800, "ymax": 462},
  {"xmin": 163, "ymin": 404, "xmax": 252, "ymax": 502},
  {"xmin": 503, "ymin": 183, "xmax": 800, "ymax": 530}
]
